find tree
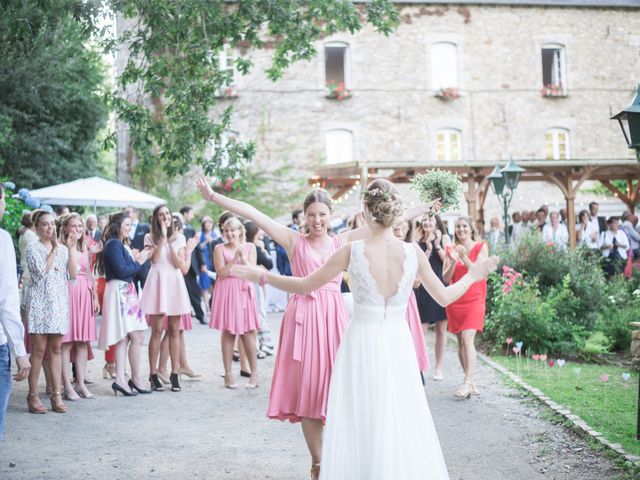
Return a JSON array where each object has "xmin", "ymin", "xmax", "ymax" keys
[
  {"xmin": 110, "ymin": 0, "xmax": 399, "ymax": 180},
  {"xmin": 0, "ymin": 0, "xmax": 109, "ymax": 189}
]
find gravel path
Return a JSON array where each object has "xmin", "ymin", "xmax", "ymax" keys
[{"xmin": 1, "ymin": 313, "xmax": 622, "ymax": 479}]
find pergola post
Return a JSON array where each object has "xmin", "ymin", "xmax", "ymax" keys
[{"xmin": 465, "ymin": 176, "xmax": 480, "ymax": 223}]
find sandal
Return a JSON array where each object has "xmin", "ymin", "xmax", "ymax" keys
[
  {"xmin": 224, "ymin": 373, "xmax": 239, "ymax": 389},
  {"xmin": 310, "ymin": 463, "xmax": 321, "ymax": 480},
  {"xmin": 27, "ymin": 393, "xmax": 47, "ymax": 414},
  {"xmin": 50, "ymin": 390, "xmax": 68, "ymax": 413}
]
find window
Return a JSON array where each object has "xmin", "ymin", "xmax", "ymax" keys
[
  {"xmin": 431, "ymin": 42, "xmax": 458, "ymax": 90},
  {"xmin": 545, "ymin": 128, "xmax": 570, "ymax": 160},
  {"xmin": 205, "ymin": 130, "xmax": 239, "ymax": 168},
  {"xmin": 215, "ymin": 44, "xmax": 237, "ymax": 96},
  {"xmin": 541, "ymin": 45, "xmax": 566, "ymax": 91},
  {"xmin": 325, "ymin": 43, "xmax": 348, "ymax": 86},
  {"xmin": 325, "ymin": 129, "xmax": 353, "ymax": 165},
  {"xmin": 435, "ymin": 129, "xmax": 461, "ymax": 161}
]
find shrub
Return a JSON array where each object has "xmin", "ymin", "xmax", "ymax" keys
[
  {"xmin": 595, "ymin": 276, "xmax": 640, "ymax": 351},
  {"xmin": 495, "ymin": 231, "xmax": 606, "ymax": 331}
]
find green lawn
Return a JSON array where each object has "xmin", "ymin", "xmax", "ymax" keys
[{"xmin": 491, "ymin": 355, "xmax": 640, "ymax": 458}]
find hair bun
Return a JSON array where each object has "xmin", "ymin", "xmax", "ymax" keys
[{"xmin": 363, "ymin": 179, "xmax": 403, "ymax": 228}]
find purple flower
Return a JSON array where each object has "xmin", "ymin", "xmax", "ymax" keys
[
  {"xmin": 25, "ymin": 197, "xmax": 40, "ymax": 209},
  {"xmin": 17, "ymin": 188, "xmax": 30, "ymax": 199},
  {"xmin": 3, "ymin": 181, "xmax": 15, "ymax": 190}
]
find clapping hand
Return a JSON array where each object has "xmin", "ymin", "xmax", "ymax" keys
[
  {"xmin": 135, "ymin": 246, "xmax": 152, "ymax": 264},
  {"xmin": 89, "ymin": 240, "xmax": 103, "ymax": 254},
  {"xmin": 455, "ymin": 245, "xmax": 467, "ymax": 259},
  {"xmin": 468, "ymin": 256, "xmax": 500, "ymax": 282},
  {"xmin": 234, "ymin": 248, "xmax": 247, "ymax": 265},
  {"xmin": 196, "ymin": 178, "xmax": 216, "ymax": 201},
  {"xmin": 186, "ymin": 236, "xmax": 199, "ymax": 255},
  {"xmin": 65, "ymin": 230, "xmax": 80, "ymax": 249}
]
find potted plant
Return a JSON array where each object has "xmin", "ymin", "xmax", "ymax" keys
[{"xmin": 326, "ymin": 80, "xmax": 351, "ymax": 100}]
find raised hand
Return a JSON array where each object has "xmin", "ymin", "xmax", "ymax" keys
[
  {"xmin": 196, "ymin": 177, "xmax": 216, "ymax": 202},
  {"xmin": 426, "ymin": 198, "xmax": 442, "ymax": 215},
  {"xmin": 468, "ymin": 255, "xmax": 500, "ymax": 282},
  {"xmin": 232, "ymin": 264, "xmax": 264, "ymax": 282},
  {"xmin": 186, "ymin": 236, "xmax": 199, "ymax": 255},
  {"xmin": 160, "ymin": 221, "xmax": 168, "ymax": 238},
  {"xmin": 89, "ymin": 240, "xmax": 103, "ymax": 254},
  {"xmin": 65, "ymin": 230, "xmax": 79, "ymax": 249}
]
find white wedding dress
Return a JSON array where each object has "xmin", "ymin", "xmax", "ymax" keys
[{"xmin": 319, "ymin": 240, "xmax": 450, "ymax": 480}]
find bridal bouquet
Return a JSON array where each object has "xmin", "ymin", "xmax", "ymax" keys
[{"xmin": 410, "ymin": 169, "xmax": 463, "ymax": 213}]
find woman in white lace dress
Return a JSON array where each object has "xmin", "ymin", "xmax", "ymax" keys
[{"xmin": 235, "ymin": 179, "xmax": 498, "ymax": 480}]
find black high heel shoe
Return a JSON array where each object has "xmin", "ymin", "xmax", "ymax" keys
[
  {"xmin": 128, "ymin": 379, "xmax": 152, "ymax": 394},
  {"xmin": 149, "ymin": 374, "xmax": 164, "ymax": 391},
  {"xmin": 170, "ymin": 373, "xmax": 181, "ymax": 392},
  {"xmin": 112, "ymin": 382, "xmax": 138, "ymax": 397}
]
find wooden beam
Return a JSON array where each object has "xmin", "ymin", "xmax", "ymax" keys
[{"xmin": 600, "ymin": 180, "xmax": 635, "ymax": 211}]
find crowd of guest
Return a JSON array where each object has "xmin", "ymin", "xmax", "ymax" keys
[
  {"xmin": 474, "ymin": 201, "xmax": 640, "ymax": 277},
  {"xmin": 0, "ymin": 181, "xmax": 283, "ymax": 432}
]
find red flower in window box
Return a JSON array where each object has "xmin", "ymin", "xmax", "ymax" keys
[
  {"xmin": 435, "ymin": 87, "xmax": 460, "ymax": 101},
  {"xmin": 540, "ymin": 83, "xmax": 566, "ymax": 97},
  {"xmin": 326, "ymin": 80, "xmax": 352, "ymax": 100}
]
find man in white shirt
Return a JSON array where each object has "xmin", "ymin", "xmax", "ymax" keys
[
  {"xmin": 0, "ymin": 184, "xmax": 30, "ymax": 443},
  {"xmin": 589, "ymin": 201, "xmax": 606, "ymax": 234},
  {"xmin": 621, "ymin": 211, "xmax": 640, "ymax": 258},
  {"xmin": 542, "ymin": 211, "xmax": 569, "ymax": 250}
]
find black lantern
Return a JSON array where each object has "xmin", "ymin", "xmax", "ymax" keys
[
  {"xmin": 501, "ymin": 158, "xmax": 525, "ymax": 190},
  {"xmin": 488, "ymin": 165, "xmax": 505, "ymax": 196},
  {"xmin": 611, "ymin": 84, "xmax": 640, "ymax": 161}
]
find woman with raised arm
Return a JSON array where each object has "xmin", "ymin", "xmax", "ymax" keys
[
  {"xmin": 233, "ymin": 179, "xmax": 498, "ymax": 480},
  {"xmin": 442, "ymin": 216, "xmax": 489, "ymax": 399},
  {"xmin": 197, "ymin": 178, "xmax": 441, "ymax": 479}
]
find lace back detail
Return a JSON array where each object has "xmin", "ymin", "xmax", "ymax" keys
[{"xmin": 348, "ymin": 240, "xmax": 417, "ymax": 307}]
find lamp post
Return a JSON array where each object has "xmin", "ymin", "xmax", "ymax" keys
[
  {"xmin": 488, "ymin": 159, "xmax": 525, "ymax": 245},
  {"xmin": 611, "ymin": 84, "xmax": 640, "ymax": 162},
  {"xmin": 613, "ymin": 87, "xmax": 640, "ymax": 441}
]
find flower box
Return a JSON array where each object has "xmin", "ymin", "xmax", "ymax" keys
[
  {"xmin": 435, "ymin": 87, "xmax": 460, "ymax": 101},
  {"xmin": 326, "ymin": 80, "xmax": 351, "ymax": 100},
  {"xmin": 540, "ymin": 83, "xmax": 567, "ymax": 98}
]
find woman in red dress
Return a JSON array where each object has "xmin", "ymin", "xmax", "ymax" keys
[{"xmin": 443, "ymin": 216, "xmax": 488, "ymax": 399}]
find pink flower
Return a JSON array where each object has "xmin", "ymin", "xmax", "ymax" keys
[{"xmin": 506, "ymin": 337, "xmax": 513, "ymax": 345}]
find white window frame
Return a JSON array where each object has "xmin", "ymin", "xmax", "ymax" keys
[
  {"xmin": 205, "ymin": 130, "xmax": 239, "ymax": 169},
  {"xmin": 435, "ymin": 129, "xmax": 462, "ymax": 162},
  {"xmin": 540, "ymin": 42, "xmax": 568, "ymax": 94},
  {"xmin": 214, "ymin": 44, "xmax": 238, "ymax": 97},
  {"xmin": 430, "ymin": 42, "xmax": 459, "ymax": 91},
  {"xmin": 324, "ymin": 42, "xmax": 350, "ymax": 88},
  {"xmin": 545, "ymin": 128, "xmax": 570, "ymax": 160},
  {"xmin": 325, "ymin": 129, "xmax": 354, "ymax": 165}
]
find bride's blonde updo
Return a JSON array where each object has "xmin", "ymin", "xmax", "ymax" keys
[{"xmin": 363, "ymin": 179, "xmax": 404, "ymax": 228}]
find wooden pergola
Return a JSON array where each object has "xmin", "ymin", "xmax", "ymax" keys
[{"xmin": 308, "ymin": 159, "xmax": 640, "ymax": 248}]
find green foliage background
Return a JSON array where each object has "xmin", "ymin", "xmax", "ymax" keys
[{"xmin": 0, "ymin": 0, "xmax": 109, "ymax": 189}]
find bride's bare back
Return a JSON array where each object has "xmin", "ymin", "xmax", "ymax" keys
[{"xmin": 362, "ymin": 237, "xmax": 408, "ymax": 303}]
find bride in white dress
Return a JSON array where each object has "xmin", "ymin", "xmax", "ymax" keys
[{"xmin": 234, "ymin": 179, "xmax": 498, "ymax": 480}]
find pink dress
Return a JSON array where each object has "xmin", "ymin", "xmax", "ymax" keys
[
  {"xmin": 145, "ymin": 313, "xmax": 193, "ymax": 331},
  {"xmin": 406, "ymin": 291, "xmax": 430, "ymax": 371},
  {"xmin": 63, "ymin": 250, "xmax": 97, "ymax": 343},
  {"xmin": 140, "ymin": 233, "xmax": 191, "ymax": 316},
  {"xmin": 268, "ymin": 234, "xmax": 348, "ymax": 423},
  {"xmin": 209, "ymin": 243, "xmax": 260, "ymax": 334}
]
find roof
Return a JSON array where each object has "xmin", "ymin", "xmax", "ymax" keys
[
  {"xmin": 27, "ymin": 176, "xmax": 166, "ymax": 209},
  {"xmin": 367, "ymin": 1, "xmax": 640, "ymax": 7}
]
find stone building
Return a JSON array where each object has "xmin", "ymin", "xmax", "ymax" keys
[{"xmin": 116, "ymin": 0, "xmax": 640, "ymax": 221}]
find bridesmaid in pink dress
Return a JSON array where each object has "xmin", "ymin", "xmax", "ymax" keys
[
  {"xmin": 209, "ymin": 216, "xmax": 260, "ymax": 389},
  {"xmin": 196, "ymin": 178, "xmax": 436, "ymax": 478},
  {"xmin": 59, "ymin": 213, "xmax": 100, "ymax": 400},
  {"xmin": 140, "ymin": 205, "xmax": 195, "ymax": 393}
]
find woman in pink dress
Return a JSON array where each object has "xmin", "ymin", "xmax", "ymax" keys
[
  {"xmin": 210, "ymin": 216, "xmax": 260, "ymax": 388},
  {"xmin": 140, "ymin": 205, "xmax": 195, "ymax": 393},
  {"xmin": 59, "ymin": 213, "xmax": 100, "ymax": 400},
  {"xmin": 196, "ymin": 178, "xmax": 438, "ymax": 478},
  {"xmin": 154, "ymin": 214, "xmax": 200, "ymax": 381}
]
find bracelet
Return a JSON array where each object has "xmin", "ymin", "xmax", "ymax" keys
[{"xmin": 259, "ymin": 271, "xmax": 267, "ymax": 287}]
